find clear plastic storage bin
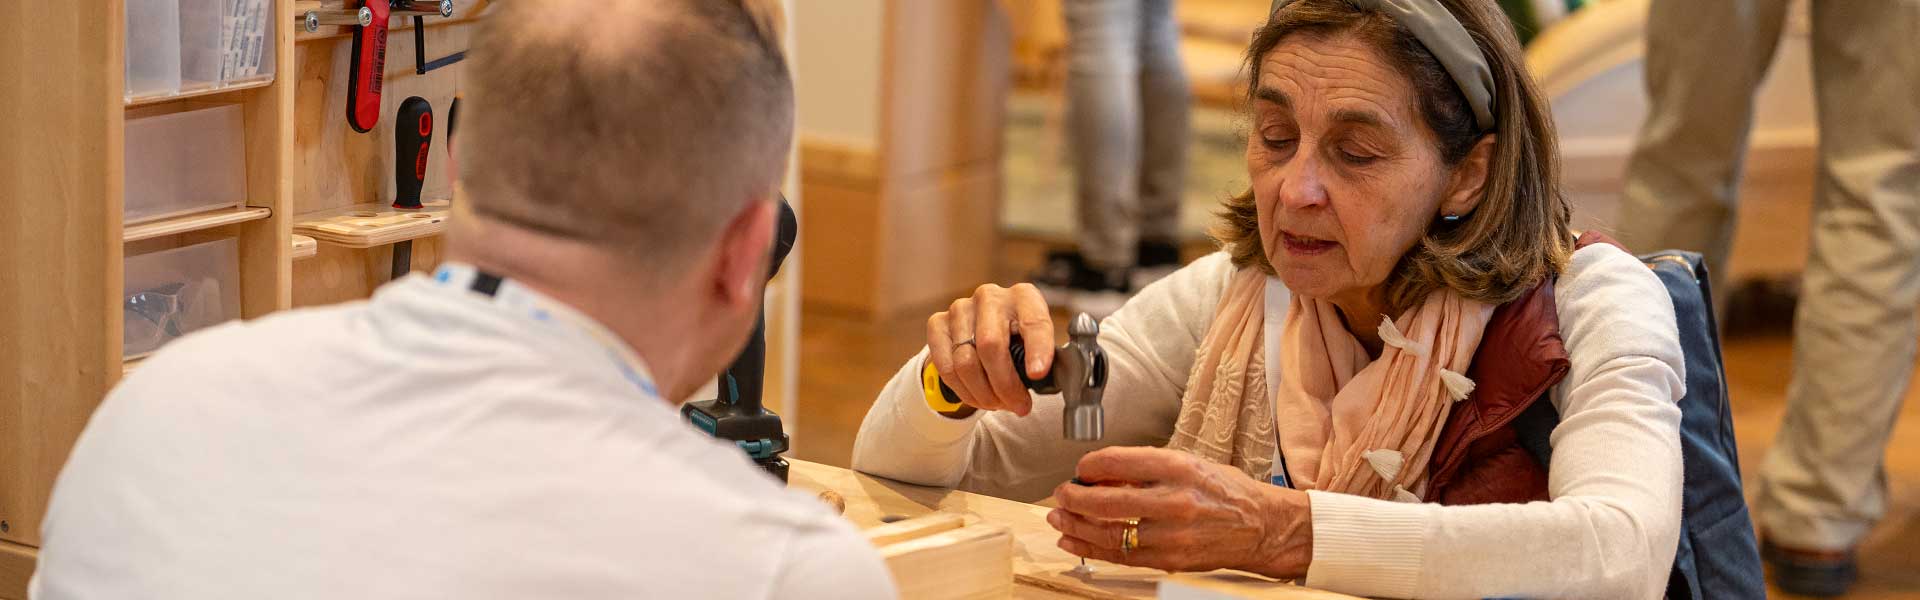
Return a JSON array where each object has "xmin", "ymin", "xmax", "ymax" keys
[
  {"xmin": 124, "ymin": 103, "xmax": 247, "ymax": 224},
  {"xmin": 125, "ymin": 0, "xmax": 183, "ymax": 101},
  {"xmin": 123, "ymin": 238, "xmax": 242, "ymax": 359},
  {"xmin": 125, "ymin": 0, "xmax": 275, "ymax": 101}
]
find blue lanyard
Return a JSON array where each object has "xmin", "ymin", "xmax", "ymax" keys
[
  {"xmin": 1271, "ymin": 447, "xmax": 1295, "ymax": 489},
  {"xmin": 429, "ymin": 264, "xmax": 661, "ymax": 399}
]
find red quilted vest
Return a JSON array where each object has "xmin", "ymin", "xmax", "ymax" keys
[{"xmin": 1421, "ymin": 232, "xmax": 1619, "ymax": 504}]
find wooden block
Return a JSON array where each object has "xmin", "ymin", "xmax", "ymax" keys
[
  {"xmin": 1158, "ymin": 574, "xmax": 1360, "ymax": 600},
  {"xmin": 291, "ymin": 234, "xmax": 319, "ymax": 261},
  {"xmin": 877, "ymin": 523, "xmax": 1015, "ymax": 600},
  {"xmin": 292, "ymin": 200, "xmax": 451, "ymax": 248},
  {"xmin": 2, "ymin": 539, "xmax": 35, "ymax": 600},
  {"xmin": 864, "ymin": 511, "xmax": 966, "ymax": 547}
]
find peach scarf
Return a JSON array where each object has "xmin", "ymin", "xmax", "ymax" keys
[{"xmin": 1166, "ymin": 268, "xmax": 1494, "ymax": 501}]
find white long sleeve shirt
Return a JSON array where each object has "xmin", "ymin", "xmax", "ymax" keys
[
  {"xmin": 33, "ymin": 267, "xmax": 894, "ymax": 600},
  {"xmin": 852, "ymin": 244, "xmax": 1686, "ymax": 599}
]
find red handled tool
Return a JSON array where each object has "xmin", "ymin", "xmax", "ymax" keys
[
  {"xmin": 391, "ymin": 96, "xmax": 432, "ymax": 279},
  {"xmin": 345, "ymin": 0, "xmax": 392, "ymax": 133}
]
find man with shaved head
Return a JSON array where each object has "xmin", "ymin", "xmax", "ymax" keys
[{"xmin": 30, "ymin": 1, "xmax": 895, "ymax": 598}]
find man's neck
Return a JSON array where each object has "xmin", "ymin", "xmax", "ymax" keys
[{"xmin": 445, "ymin": 221, "xmax": 701, "ymax": 403}]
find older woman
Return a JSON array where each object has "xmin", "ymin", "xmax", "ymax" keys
[{"xmin": 852, "ymin": 0, "xmax": 1684, "ymax": 598}]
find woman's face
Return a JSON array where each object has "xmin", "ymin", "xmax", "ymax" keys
[{"xmin": 1246, "ymin": 33, "xmax": 1487, "ymax": 308}]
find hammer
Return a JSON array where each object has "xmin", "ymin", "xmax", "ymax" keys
[{"xmin": 922, "ymin": 313, "xmax": 1109, "ymax": 441}]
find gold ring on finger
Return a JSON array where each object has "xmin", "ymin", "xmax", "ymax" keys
[
  {"xmin": 953, "ymin": 337, "xmax": 976, "ymax": 347},
  {"xmin": 1121, "ymin": 519, "xmax": 1140, "ymax": 555}
]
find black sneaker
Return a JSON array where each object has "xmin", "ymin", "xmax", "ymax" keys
[
  {"xmin": 1029, "ymin": 250, "xmax": 1131, "ymax": 318},
  {"xmin": 1132, "ymin": 240, "xmax": 1184, "ymax": 290}
]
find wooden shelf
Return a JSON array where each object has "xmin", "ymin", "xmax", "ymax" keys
[
  {"xmin": 292, "ymin": 234, "xmax": 318, "ymax": 260},
  {"xmin": 125, "ymin": 79, "xmax": 274, "ymax": 108},
  {"xmin": 123, "ymin": 206, "xmax": 273, "ymax": 242},
  {"xmin": 293, "ymin": 200, "xmax": 451, "ymax": 248}
]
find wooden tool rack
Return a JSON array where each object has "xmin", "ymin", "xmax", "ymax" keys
[{"xmin": 0, "ymin": 3, "xmax": 491, "ymax": 593}]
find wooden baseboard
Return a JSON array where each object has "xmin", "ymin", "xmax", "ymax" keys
[{"xmin": 0, "ymin": 540, "xmax": 35, "ymax": 600}]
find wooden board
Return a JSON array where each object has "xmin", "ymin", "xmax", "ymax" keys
[
  {"xmin": 0, "ymin": 0, "xmax": 124, "ymax": 552},
  {"xmin": 123, "ymin": 207, "xmax": 273, "ymax": 242},
  {"xmin": 866, "ymin": 511, "xmax": 967, "ymax": 547},
  {"xmin": 292, "ymin": 234, "xmax": 319, "ymax": 260},
  {"xmin": 879, "ymin": 523, "xmax": 1016, "ymax": 600},
  {"xmin": 787, "ymin": 460, "xmax": 1357, "ymax": 600},
  {"xmin": 292, "ymin": 200, "xmax": 451, "ymax": 248},
  {"xmin": 1, "ymin": 539, "xmax": 34, "ymax": 600},
  {"xmin": 1158, "ymin": 574, "xmax": 1363, "ymax": 600}
]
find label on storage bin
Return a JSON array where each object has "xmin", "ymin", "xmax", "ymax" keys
[{"xmin": 220, "ymin": 0, "xmax": 268, "ymax": 80}]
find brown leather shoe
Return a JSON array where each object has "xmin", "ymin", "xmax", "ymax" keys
[{"xmin": 1762, "ymin": 537, "xmax": 1857, "ymax": 597}]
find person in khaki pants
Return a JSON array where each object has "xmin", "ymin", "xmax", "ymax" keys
[{"xmin": 1614, "ymin": 1, "xmax": 1920, "ymax": 596}]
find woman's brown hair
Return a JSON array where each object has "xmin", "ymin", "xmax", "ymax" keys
[{"xmin": 1214, "ymin": 0, "xmax": 1572, "ymax": 313}]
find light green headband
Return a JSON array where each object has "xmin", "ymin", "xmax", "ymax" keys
[{"xmin": 1268, "ymin": 0, "xmax": 1495, "ymax": 130}]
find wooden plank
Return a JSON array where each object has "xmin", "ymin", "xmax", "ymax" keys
[
  {"xmin": 124, "ymin": 78, "xmax": 273, "ymax": 108},
  {"xmin": 787, "ymin": 461, "xmax": 1356, "ymax": 600},
  {"xmin": 878, "ymin": 523, "xmax": 1015, "ymax": 600},
  {"xmin": 292, "ymin": 200, "xmax": 451, "ymax": 248},
  {"xmin": 1159, "ymin": 574, "xmax": 1365, "ymax": 600},
  {"xmin": 0, "ymin": 0, "xmax": 124, "ymax": 550},
  {"xmin": 122, "ymin": 207, "xmax": 273, "ymax": 242},
  {"xmin": 237, "ymin": 0, "xmax": 299, "ymax": 320},
  {"xmin": 865, "ymin": 512, "xmax": 967, "ymax": 547},
  {"xmin": 1, "ymin": 539, "xmax": 35, "ymax": 600},
  {"xmin": 292, "ymin": 234, "xmax": 319, "ymax": 260}
]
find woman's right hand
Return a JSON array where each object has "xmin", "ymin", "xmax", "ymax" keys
[{"xmin": 927, "ymin": 283, "xmax": 1055, "ymax": 416}]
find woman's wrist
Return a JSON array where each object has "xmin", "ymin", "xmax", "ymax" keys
[{"xmin": 1249, "ymin": 486, "xmax": 1314, "ymax": 579}]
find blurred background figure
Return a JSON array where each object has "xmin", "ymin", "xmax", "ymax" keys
[
  {"xmin": 1030, "ymin": 0, "xmax": 1193, "ymax": 317},
  {"xmin": 1612, "ymin": 1, "xmax": 1920, "ymax": 596}
]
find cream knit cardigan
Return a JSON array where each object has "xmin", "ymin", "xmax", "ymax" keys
[{"xmin": 851, "ymin": 244, "xmax": 1687, "ymax": 599}]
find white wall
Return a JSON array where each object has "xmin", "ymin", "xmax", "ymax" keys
[{"xmin": 791, "ymin": 0, "xmax": 885, "ymax": 150}]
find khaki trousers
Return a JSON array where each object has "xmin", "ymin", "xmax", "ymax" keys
[{"xmin": 1617, "ymin": 0, "xmax": 1920, "ymax": 551}]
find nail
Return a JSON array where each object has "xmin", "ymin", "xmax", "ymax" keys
[{"xmin": 1047, "ymin": 510, "xmax": 1062, "ymax": 528}]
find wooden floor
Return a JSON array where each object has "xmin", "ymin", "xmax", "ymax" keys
[{"xmin": 790, "ymin": 241, "xmax": 1920, "ymax": 599}]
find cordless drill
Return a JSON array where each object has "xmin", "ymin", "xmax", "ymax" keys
[
  {"xmin": 921, "ymin": 313, "xmax": 1109, "ymax": 441},
  {"xmin": 683, "ymin": 197, "xmax": 798, "ymax": 481}
]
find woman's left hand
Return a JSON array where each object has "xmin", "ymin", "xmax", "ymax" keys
[{"xmin": 1047, "ymin": 447, "xmax": 1313, "ymax": 578}]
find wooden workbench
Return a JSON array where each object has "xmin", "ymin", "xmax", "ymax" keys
[{"xmin": 787, "ymin": 460, "xmax": 1359, "ymax": 600}]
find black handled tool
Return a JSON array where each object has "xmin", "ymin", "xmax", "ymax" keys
[
  {"xmin": 391, "ymin": 96, "xmax": 431, "ymax": 280},
  {"xmin": 684, "ymin": 196, "xmax": 799, "ymax": 481}
]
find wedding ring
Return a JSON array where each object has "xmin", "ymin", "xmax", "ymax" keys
[
  {"xmin": 1121, "ymin": 519, "xmax": 1140, "ymax": 555},
  {"xmin": 953, "ymin": 337, "xmax": 976, "ymax": 347}
]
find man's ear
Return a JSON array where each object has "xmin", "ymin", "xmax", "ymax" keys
[
  {"xmin": 1441, "ymin": 134, "xmax": 1496, "ymax": 217},
  {"xmin": 712, "ymin": 199, "xmax": 778, "ymax": 308}
]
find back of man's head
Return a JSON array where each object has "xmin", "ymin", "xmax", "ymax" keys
[{"xmin": 459, "ymin": 0, "xmax": 793, "ymax": 278}]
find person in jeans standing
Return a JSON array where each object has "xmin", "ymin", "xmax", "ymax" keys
[
  {"xmin": 1613, "ymin": 1, "xmax": 1920, "ymax": 596},
  {"xmin": 1035, "ymin": 0, "xmax": 1192, "ymax": 317}
]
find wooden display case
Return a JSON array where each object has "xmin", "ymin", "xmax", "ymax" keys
[{"xmin": 0, "ymin": 2, "xmax": 485, "ymax": 595}]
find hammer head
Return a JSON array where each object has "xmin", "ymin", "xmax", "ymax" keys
[{"xmin": 1057, "ymin": 313, "xmax": 1108, "ymax": 441}]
